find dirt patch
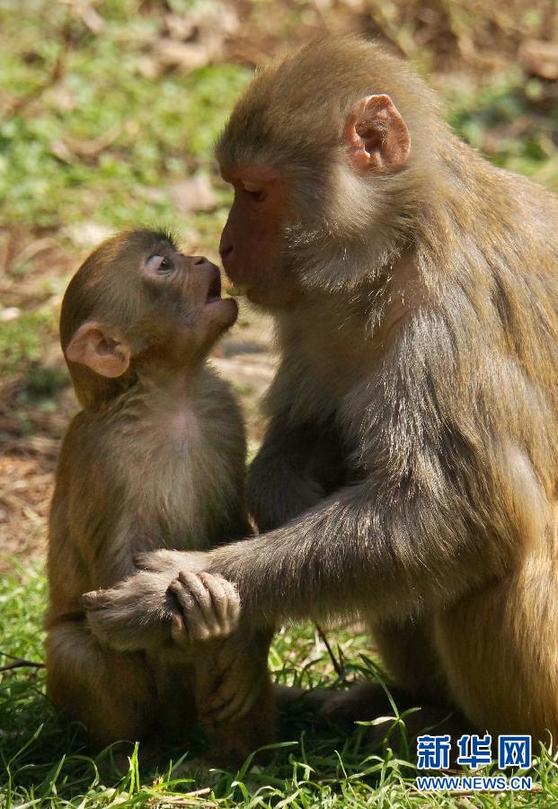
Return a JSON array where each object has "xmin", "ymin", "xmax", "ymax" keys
[{"xmin": 0, "ymin": 457, "xmax": 54, "ymax": 569}]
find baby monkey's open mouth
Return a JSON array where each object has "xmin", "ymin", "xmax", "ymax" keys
[{"xmin": 206, "ymin": 268, "xmax": 222, "ymax": 303}]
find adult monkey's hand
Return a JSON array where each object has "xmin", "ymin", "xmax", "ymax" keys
[{"xmin": 83, "ymin": 550, "xmax": 241, "ymax": 649}]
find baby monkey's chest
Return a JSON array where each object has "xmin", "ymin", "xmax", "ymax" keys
[{"xmin": 141, "ymin": 419, "xmax": 239, "ymax": 549}]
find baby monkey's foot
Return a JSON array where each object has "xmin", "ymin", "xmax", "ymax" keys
[
  {"xmin": 169, "ymin": 571, "xmax": 240, "ymax": 644},
  {"xmin": 199, "ymin": 632, "xmax": 271, "ymax": 724}
]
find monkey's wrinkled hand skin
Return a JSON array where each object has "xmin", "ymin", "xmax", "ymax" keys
[
  {"xmin": 168, "ymin": 570, "xmax": 240, "ymax": 644},
  {"xmin": 197, "ymin": 630, "xmax": 271, "ymax": 724},
  {"xmin": 133, "ymin": 548, "xmax": 241, "ymax": 641}
]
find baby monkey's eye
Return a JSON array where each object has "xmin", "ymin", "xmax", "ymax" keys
[{"xmin": 147, "ymin": 254, "xmax": 173, "ymax": 274}]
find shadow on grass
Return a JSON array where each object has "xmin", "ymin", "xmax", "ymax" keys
[{"xmin": 0, "ymin": 662, "xmax": 424, "ymax": 805}]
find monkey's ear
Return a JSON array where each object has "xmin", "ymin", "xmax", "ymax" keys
[
  {"xmin": 344, "ymin": 94, "xmax": 411, "ymax": 173},
  {"xmin": 65, "ymin": 321, "xmax": 131, "ymax": 378}
]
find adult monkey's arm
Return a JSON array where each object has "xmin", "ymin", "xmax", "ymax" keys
[{"xmin": 205, "ymin": 321, "xmax": 535, "ymax": 629}]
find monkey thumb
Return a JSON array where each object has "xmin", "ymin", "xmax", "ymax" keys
[{"xmin": 81, "ymin": 590, "xmax": 104, "ymax": 610}]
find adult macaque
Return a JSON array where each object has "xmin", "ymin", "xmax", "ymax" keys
[
  {"xmin": 84, "ymin": 38, "xmax": 558, "ymax": 741},
  {"xmin": 46, "ymin": 229, "xmax": 274, "ymax": 764}
]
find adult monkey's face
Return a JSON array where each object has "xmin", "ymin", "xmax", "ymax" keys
[{"xmin": 216, "ymin": 38, "xmax": 412, "ymax": 310}]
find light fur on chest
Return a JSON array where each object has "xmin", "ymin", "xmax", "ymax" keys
[{"xmin": 110, "ymin": 369, "xmax": 244, "ymax": 548}]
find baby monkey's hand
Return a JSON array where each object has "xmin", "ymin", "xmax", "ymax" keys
[{"xmin": 169, "ymin": 571, "xmax": 240, "ymax": 645}]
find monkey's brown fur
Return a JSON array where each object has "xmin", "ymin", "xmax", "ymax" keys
[
  {"xmin": 85, "ymin": 39, "xmax": 558, "ymax": 741},
  {"xmin": 46, "ymin": 230, "xmax": 274, "ymax": 764}
]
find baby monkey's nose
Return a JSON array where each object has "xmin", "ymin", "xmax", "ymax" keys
[{"xmin": 184, "ymin": 255, "xmax": 220, "ymax": 276}]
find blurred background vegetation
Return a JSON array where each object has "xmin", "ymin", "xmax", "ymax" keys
[{"xmin": 1, "ymin": 0, "xmax": 557, "ymax": 560}]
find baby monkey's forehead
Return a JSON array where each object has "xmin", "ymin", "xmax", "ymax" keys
[
  {"xmin": 129, "ymin": 228, "xmax": 178, "ymax": 254},
  {"xmin": 148, "ymin": 238, "xmax": 177, "ymax": 254}
]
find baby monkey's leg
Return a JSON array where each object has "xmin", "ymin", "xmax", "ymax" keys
[
  {"xmin": 82, "ymin": 564, "xmax": 273, "ymax": 764},
  {"xmin": 170, "ymin": 573, "xmax": 276, "ymax": 765},
  {"xmin": 195, "ymin": 629, "xmax": 276, "ymax": 767},
  {"xmin": 46, "ymin": 621, "xmax": 155, "ymax": 746}
]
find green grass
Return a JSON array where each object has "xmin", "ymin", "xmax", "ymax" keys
[
  {"xmin": 1, "ymin": 1, "xmax": 557, "ymax": 385},
  {"xmin": 446, "ymin": 71, "xmax": 558, "ymax": 184},
  {"xmin": 0, "ymin": 0, "xmax": 248, "ymax": 382},
  {"xmin": 0, "ymin": 312, "xmax": 56, "ymax": 375},
  {"xmin": 0, "ymin": 0, "xmax": 249, "ymax": 231},
  {"xmin": 2, "ymin": 565, "xmax": 558, "ymax": 808}
]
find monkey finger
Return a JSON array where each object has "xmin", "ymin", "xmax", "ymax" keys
[
  {"xmin": 168, "ymin": 578, "xmax": 195, "ymax": 611},
  {"xmin": 172, "ymin": 613, "xmax": 184, "ymax": 631},
  {"xmin": 187, "ymin": 620, "xmax": 214, "ymax": 642},
  {"xmin": 170, "ymin": 613, "xmax": 190, "ymax": 647},
  {"xmin": 198, "ymin": 572, "xmax": 236, "ymax": 629},
  {"xmin": 168, "ymin": 579, "xmax": 205, "ymax": 633},
  {"xmin": 170, "ymin": 582, "xmax": 220, "ymax": 640},
  {"xmin": 217, "ymin": 691, "xmax": 257, "ymax": 723},
  {"xmin": 177, "ymin": 571, "xmax": 218, "ymax": 628},
  {"xmin": 81, "ymin": 589, "xmax": 108, "ymax": 610},
  {"xmin": 211, "ymin": 684, "xmax": 258, "ymax": 723},
  {"xmin": 204, "ymin": 669, "xmax": 246, "ymax": 711},
  {"xmin": 220, "ymin": 579, "xmax": 241, "ymax": 627},
  {"xmin": 174, "ymin": 605, "xmax": 211, "ymax": 642},
  {"xmin": 201, "ymin": 689, "xmax": 237, "ymax": 720}
]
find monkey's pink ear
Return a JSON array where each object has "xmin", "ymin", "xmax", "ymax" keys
[
  {"xmin": 344, "ymin": 94, "xmax": 411, "ymax": 173},
  {"xmin": 65, "ymin": 321, "xmax": 131, "ymax": 378}
]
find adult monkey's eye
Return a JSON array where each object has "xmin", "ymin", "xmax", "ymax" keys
[
  {"xmin": 243, "ymin": 183, "xmax": 266, "ymax": 203},
  {"xmin": 147, "ymin": 255, "xmax": 173, "ymax": 274}
]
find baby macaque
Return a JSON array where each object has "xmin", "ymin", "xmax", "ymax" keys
[{"xmin": 45, "ymin": 229, "xmax": 274, "ymax": 765}]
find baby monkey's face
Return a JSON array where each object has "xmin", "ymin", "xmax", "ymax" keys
[
  {"xmin": 62, "ymin": 230, "xmax": 238, "ymax": 388},
  {"xmin": 135, "ymin": 238, "xmax": 238, "ymax": 361},
  {"xmin": 142, "ymin": 241, "xmax": 237, "ymax": 326}
]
